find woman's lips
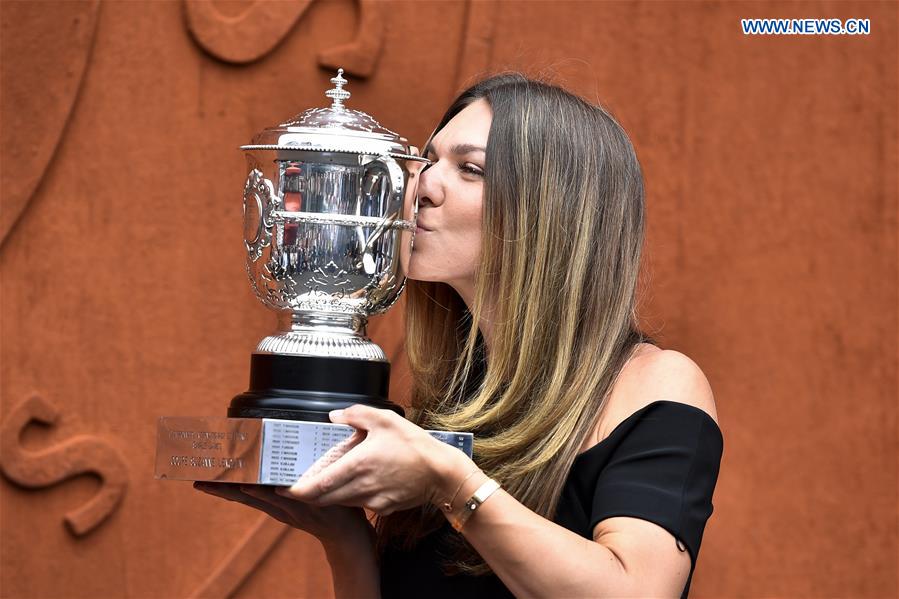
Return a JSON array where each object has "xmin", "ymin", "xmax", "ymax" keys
[{"xmin": 415, "ymin": 223, "xmax": 434, "ymax": 233}]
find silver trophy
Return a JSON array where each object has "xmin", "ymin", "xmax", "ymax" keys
[
  {"xmin": 230, "ymin": 69, "xmax": 428, "ymax": 422},
  {"xmin": 152, "ymin": 72, "xmax": 473, "ymax": 486}
]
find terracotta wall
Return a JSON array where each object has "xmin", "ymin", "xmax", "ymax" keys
[{"xmin": 1, "ymin": 1, "xmax": 896, "ymax": 597}]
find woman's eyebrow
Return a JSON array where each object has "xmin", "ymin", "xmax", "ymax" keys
[
  {"xmin": 450, "ymin": 143, "xmax": 486, "ymax": 155},
  {"xmin": 422, "ymin": 143, "xmax": 486, "ymax": 157}
]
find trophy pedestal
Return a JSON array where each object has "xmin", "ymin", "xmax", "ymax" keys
[{"xmin": 228, "ymin": 353, "xmax": 403, "ymax": 422}]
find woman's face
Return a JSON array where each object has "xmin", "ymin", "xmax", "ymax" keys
[{"xmin": 407, "ymin": 98, "xmax": 492, "ymax": 303}]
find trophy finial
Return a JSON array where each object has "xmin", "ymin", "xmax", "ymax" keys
[{"xmin": 325, "ymin": 68, "xmax": 351, "ymax": 110}]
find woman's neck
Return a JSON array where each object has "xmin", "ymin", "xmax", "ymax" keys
[{"xmin": 451, "ymin": 279, "xmax": 495, "ymax": 354}]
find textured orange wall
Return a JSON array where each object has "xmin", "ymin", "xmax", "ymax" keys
[{"xmin": 1, "ymin": 1, "xmax": 896, "ymax": 598}]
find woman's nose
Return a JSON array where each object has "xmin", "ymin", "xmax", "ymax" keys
[{"xmin": 416, "ymin": 162, "xmax": 444, "ymax": 207}]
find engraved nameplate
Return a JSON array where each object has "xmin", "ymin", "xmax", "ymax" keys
[{"xmin": 155, "ymin": 416, "xmax": 474, "ymax": 486}]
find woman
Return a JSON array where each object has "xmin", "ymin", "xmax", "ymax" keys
[{"xmin": 196, "ymin": 73, "xmax": 723, "ymax": 598}]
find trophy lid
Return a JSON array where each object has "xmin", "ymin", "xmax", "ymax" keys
[{"xmin": 243, "ymin": 69, "xmax": 418, "ymax": 158}]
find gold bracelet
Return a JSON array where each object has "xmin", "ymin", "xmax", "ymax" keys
[
  {"xmin": 440, "ymin": 469, "xmax": 479, "ymax": 513},
  {"xmin": 451, "ymin": 478, "xmax": 501, "ymax": 532}
]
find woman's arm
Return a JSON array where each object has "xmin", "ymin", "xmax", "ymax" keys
[
  {"xmin": 319, "ymin": 521, "xmax": 380, "ymax": 599},
  {"xmin": 431, "ymin": 448, "xmax": 691, "ymax": 598},
  {"xmin": 287, "ymin": 351, "xmax": 715, "ymax": 598},
  {"xmin": 286, "ymin": 408, "xmax": 692, "ymax": 598},
  {"xmin": 196, "ymin": 481, "xmax": 381, "ymax": 598},
  {"xmin": 437, "ymin": 350, "xmax": 716, "ymax": 597}
]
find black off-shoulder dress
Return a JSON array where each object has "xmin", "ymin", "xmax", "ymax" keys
[{"xmin": 380, "ymin": 400, "xmax": 724, "ymax": 598}]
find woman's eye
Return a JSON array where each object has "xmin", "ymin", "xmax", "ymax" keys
[{"xmin": 459, "ymin": 163, "xmax": 485, "ymax": 177}]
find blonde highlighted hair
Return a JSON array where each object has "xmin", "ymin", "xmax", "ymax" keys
[{"xmin": 380, "ymin": 73, "xmax": 653, "ymax": 573}]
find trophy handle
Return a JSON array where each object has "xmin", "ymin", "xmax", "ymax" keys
[
  {"xmin": 361, "ymin": 154, "xmax": 404, "ymax": 213},
  {"xmin": 357, "ymin": 156, "xmax": 406, "ymax": 275},
  {"xmin": 244, "ymin": 168, "xmax": 278, "ymax": 264}
]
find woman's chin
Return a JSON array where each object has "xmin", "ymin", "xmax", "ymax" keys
[
  {"xmin": 405, "ymin": 255, "xmax": 429, "ymax": 282},
  {"xmin": 405, "ymin": 266, "xmax": 444, "ymax": 284},
  {"xmin": 405, "ymin": 270, "xmax": 432, "ymax": 283}
]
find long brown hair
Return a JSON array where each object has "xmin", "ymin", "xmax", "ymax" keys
[{"xmin": 379, "ymin": 73, "xmax": 654, "ymax": 573}]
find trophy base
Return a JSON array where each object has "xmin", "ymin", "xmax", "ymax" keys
[
  {"xmin": 155, "ymin": 416, "xmax": 472, "ymax": 485},
  {"xmin": 228, "ymin": 353, "xmax": 403, "ymax": 422}
]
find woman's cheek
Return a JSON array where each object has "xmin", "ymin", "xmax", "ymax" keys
[{"xmin": 406, "ymin": 236, "xmax": 437, "ymax": 281}]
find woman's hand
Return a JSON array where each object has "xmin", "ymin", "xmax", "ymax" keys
[
  {"xmin": 194, "ymin": 430, "xmax": 384, "ymax": 599},
  {"xmin": 284, "ymin": 404, "xmax": 475, "ymax": 516},
  {"xmin": 193, "ymin": 482, "xmax": 373, "ymax": 548},
  {"xmin": 193, "ymin": 430, "xmax": 376, "ymax": 550}
]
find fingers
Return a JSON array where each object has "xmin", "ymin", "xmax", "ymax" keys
[
  {"xmin": 286, "ymin": 422, "xmax": 372, "ymax": 502},
  {"xmin": 194, "ymin": 481, "xmax": 245, "ymax": 502},
  {"xmin": 329, "ymin": 404, "xmax": 395, "ymax": 431},
  {"xmin": 194, "ymin": 482, "xmax": 293, "ymax": 525},
  {"xmin": 305, "ymin": 429, "xmax": 366, "ymax": 478},
  {"xmin": 287, "ymin": 444, "xmax": 366, "ymax": 503},
  {"xmin": 291, "ymin": 458, "xmax": 399, "ymax": 514},
  {"xmin": 240, "ymin": 485, "xmax": 306, "ymax": 520},
  {"xmin": 249, "ymin": 487, "xmax": 333, "ymax": 521},
  {"xmin": 303, "ymin": 475, "xmax": 370, "ymax": 507},
  {"xmin": 279, "ymin": 406, "xmax": 403, "ymax": 510},
  {"xmin": 233, "ymin": 487, "xmax": 295, "ymax": 524}
]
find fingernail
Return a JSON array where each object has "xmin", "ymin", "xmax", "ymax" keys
[{"xmin": 329, "ymin": 409, "xmax": 344, "ymax": 420}]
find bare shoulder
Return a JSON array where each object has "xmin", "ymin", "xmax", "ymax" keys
[
  {"xmin": 625, "ymin": 347, "xmax": 718, "ymax": 423},
  {"xmin": 583, "ymin": 345, "xmax": 718, "ymax": 450}
]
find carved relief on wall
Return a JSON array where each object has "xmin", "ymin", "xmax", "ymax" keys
[
  {"xmin": 184, "ymin": 0, "xmax": 384, "ymax": 77},
  {"xmin": 0, "ymin": 395, "xmax": 128, "ymax": 537},
  {"xmin": 0, "ymin": 0, "xmax": 100, "ymax": 247},
  {"xmin": 189, "ymin": 516, "xmax": 290, "ymax": 599}
]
